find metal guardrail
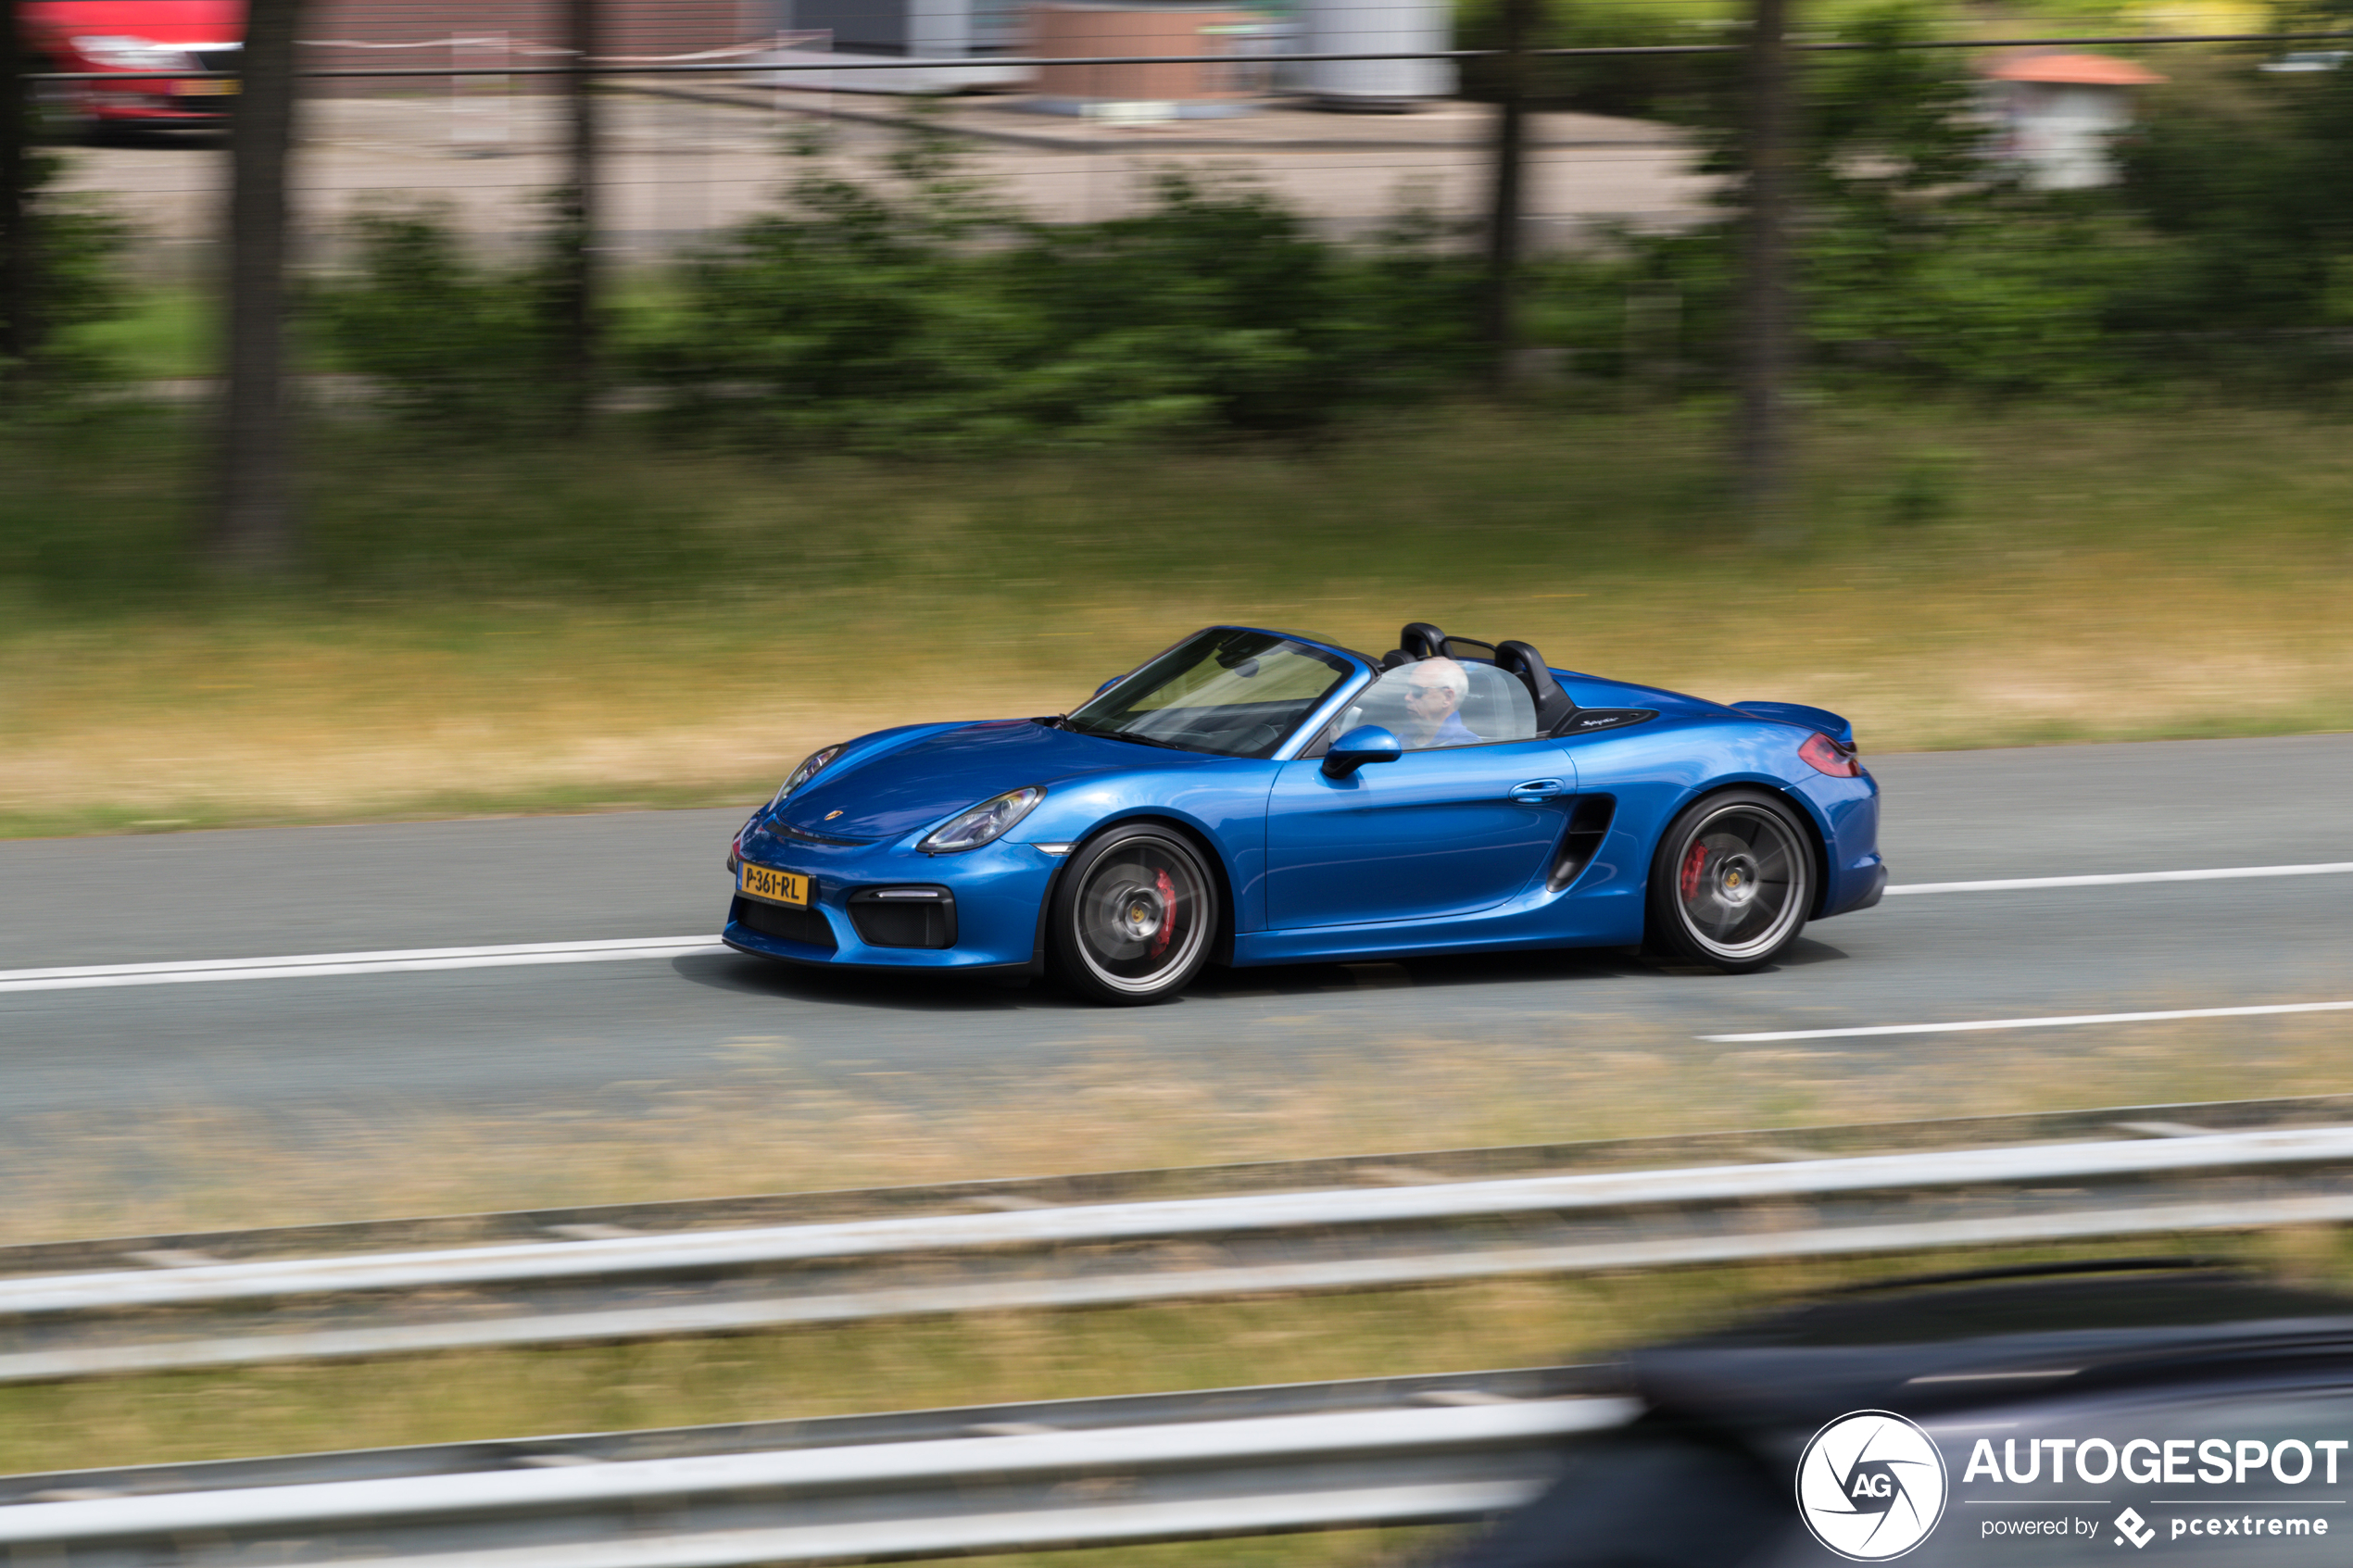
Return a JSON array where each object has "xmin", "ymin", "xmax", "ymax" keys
[
  {"xmin": 9, "ymin": 1095, "xmax": 2353, "ymax": 1384},
  {"xmin": 0, "ymin": 1368, "xmax": 1638, "ymax": 1567}
]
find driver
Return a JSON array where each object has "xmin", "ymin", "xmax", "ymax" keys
[{"xmin": 1397, "ymin": 658, "xmax": 1478, "ymax": 748}]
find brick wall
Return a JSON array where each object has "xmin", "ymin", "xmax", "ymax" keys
[{"xmin": 303, "ymin": 2, "xmax": 780, "ymax": 89}]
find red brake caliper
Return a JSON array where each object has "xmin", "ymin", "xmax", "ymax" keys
[
  {"xmin": 1679, "ymin": 841, "xmax": 1709, "ymax": 902},
  {"xmin": 1151, "ymin": 869, "xmax": 1177, "ymax": 960}
]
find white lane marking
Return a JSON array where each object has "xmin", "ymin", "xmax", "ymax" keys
[
  {"xmin": 9, "ymin": 859, "xmax": 2343, "ymax": 997},
  {"xmin": 1705, "ymin": 999, "xmax": 2353, "ymax": 1044},
  {"xmin": 1887, "ymin": 861, "xmax": 2353, "ymax": 896},
  {"xmin": 0, "ymin": 937, "xmax": 726, "ymax": 995}
]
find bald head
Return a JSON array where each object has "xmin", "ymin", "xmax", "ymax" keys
[{"xmin": 1396, "ymin": 657, "xmax": 1468, "ymax": 745}]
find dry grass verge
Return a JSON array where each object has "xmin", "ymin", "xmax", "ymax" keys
[
  {"xmin": 5, "ymin": 405, "xmax": 2351, "ymax": 835},
  {"xmin": 11, "ymin": 1010, "xmax": 2347, "ymax": 1248}
]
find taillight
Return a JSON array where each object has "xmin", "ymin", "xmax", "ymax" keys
[{"xmin": 1799, "ymin": 732, "xmax": 1862, "ymax": 778}]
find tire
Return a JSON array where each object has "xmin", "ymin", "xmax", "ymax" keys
[
  {"xmin": 1644, "ymin": 788, "xmax": 1814, "ymax": 972},
  {"xmin": 1048, "ymin": 823, "xmax": 1217, "ymax": 1005}
]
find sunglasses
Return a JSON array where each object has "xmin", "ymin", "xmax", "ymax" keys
[{"xmin": 1403, "ymin": 685, "xmax": 1451, "ymax": 700}]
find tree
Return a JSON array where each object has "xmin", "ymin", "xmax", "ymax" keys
[
  {"xmin": 2, "ymin": 0, "xmax": 36, "ymax": 380},
  {"xmin": 553, "ymin": 0, "xmax": 598, "ymax": 431},
  {"xmin": 1732, "ymin": 0, "xmax": 1795, "ymax": 534},
  {"xmin": 211, "ymin": 0, "xmax": 304, "ymax": 575}
]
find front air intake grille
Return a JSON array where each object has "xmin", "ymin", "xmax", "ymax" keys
[
  {"xmin": 736, "ymin": 897, "xmax": 837, "ymax": 950},
  {"xmin": 771, "ymin": 822, "xmax": 870, "ymax": 847},
  {"xmin": 848, "ymin": 887, "xmax": 957, "ymax": 949}
]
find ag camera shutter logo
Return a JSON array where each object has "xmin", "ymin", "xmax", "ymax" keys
[{"xmin": 1796, "ymin": 1410, "xmax": 1950, "ymax": 1561}]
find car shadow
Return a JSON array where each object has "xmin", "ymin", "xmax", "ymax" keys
[
  {"xmin": 84, "ymin": 126, "xmax": 230, "ymax": 150},
  {"xmin": 672, "ymin": 951, "xmax": 1088, "ymax": 1012},
  {"xmin": 673, "ymin": 935, "xmax": 1849, "ymax": 1011}
]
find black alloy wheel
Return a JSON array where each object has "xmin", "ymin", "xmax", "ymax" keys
[
  {"xmin": 1644, "ymin": 788, "xmax": 1814, "ymax": 972},
  {"xmin": 1049, "ymin": 824, "xmax": 1217, "ymax": 1005}
]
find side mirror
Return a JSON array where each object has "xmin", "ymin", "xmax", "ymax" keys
[{"xmin": 1321, "ymin": 724, "xmax": 1403, "ymax": 779}]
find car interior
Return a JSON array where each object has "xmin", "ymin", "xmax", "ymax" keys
[{"xmin": 1308, "ymin": 621, "xmax": 1583, "ymax": 753}]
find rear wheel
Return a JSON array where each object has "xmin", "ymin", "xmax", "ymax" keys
[
  {"xmin": 1644, "ymin": 789, "xmax": 1813, "ymax": 972},
  {"xmin": 1049, "ymin": 824, "xmax": 1216, "ymax": 1005}
]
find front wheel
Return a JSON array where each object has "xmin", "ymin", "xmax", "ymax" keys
[
  {"xmin": 1644, "ymin": 789, "xmax": 1814, "ymax": 972},
  {"xmin": 1049, "ymin": 824, "xmax": 1217, "ymax": 1005}
]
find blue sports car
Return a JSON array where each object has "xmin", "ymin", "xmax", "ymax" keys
[{"xmin": 722, "ymin": 622, "xmax": 1886, "ymax": 1004}]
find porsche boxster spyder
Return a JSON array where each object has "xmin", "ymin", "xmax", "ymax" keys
[{"xmin": 722, "ymin": 622, "xmax": 1885, "ymax": 1004}]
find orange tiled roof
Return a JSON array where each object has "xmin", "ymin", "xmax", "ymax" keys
[{"xmin": 1982, "ymin": 53, "xmax": 2169, "ymax": 85}]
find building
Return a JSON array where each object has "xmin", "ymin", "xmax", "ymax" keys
[{"xmin": 1980, "ymin": 52, "xmax": 2167, "ymax": 190}]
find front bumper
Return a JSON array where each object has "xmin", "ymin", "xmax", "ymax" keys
[
  {"xmin": 722, "ymin": 832, "xmax": 1059, "ymax": 972},
  {"xmin": 74, "ymin": 79, "xmax": 238, "ymax": 124}
]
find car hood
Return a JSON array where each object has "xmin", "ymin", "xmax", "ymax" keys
[
  {"xmin": 25, "ymin": 2, "xmax": 244, "ymax": 45},
  {"xmin": 772, "ymin": 719, "xmax": 1208, "ymax": 843}
]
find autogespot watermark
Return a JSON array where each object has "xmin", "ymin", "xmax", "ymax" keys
[
  {"xmin": 1958, "ymin": 1433, "xmax": 2340, "ymax": 1552},
  {"xmin": 1797, "ymin": 1413, "xmax": 2347, "ymax": 1558},
  {"xmin": 1798, "ymin": 1411, "xmax": 1953, "ymax": 1560}
]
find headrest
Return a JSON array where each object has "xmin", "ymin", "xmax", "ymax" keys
[
  {"xmin": 1398, "ymin": 622, "xmax": 1448, "ymax": 660},
  {"xmin": 1497, "ymin": 640, "xmax": 1576, "ymax": 722}
]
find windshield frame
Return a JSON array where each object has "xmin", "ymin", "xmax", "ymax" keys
[{"xmin": 1062, "ymin": 627, "xmax": 1371, "ymax": 760}]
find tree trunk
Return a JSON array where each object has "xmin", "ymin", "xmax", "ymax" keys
[
  {"xmin": 211, "ymin": 0, "xmax": 304, "ymax": 575},
  {"xmin": 556, "ymin": 0, "xmax": 598, "ymax": 431},
  {"xmin": 1, "ymin": 0, "xmax": 35, "ymax": 379},
  {"xmin": 1483, "ymin": 0, "xmax": 1536, "ymax": 387},
  {"xmin": 1732, "ymin": 0, "xmax": 1794, "ymax": 536}
]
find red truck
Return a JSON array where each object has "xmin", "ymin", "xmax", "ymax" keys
[{"xmin": 20, "ymin": 1, "xmax": 245, "ymax": 135}]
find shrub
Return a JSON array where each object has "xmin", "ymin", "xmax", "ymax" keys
[
  {"xmin": 639, "ymin": 128, "xmax": 1481, "ymax": 453},
  {"xmin": 309, "ymin": 203, "xmax": 565, "ymax": 434}
]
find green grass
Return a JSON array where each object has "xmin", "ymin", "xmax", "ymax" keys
[
  {"xmin": 51, "ymin": 271, "xmax": 695, "ymax": 384},
  {"xmin": 61, "ymin": 284, "xmax": 217, "ymax": 381}
]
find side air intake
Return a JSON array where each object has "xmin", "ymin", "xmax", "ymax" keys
[{"xmin": 1547, "ymin": 796, "xmax": 1617, "ymax": 893}]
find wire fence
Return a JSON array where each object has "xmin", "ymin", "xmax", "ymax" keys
[{"xmin": 40, "ymin": 21, "xmax": 2351, "ymax": 272}]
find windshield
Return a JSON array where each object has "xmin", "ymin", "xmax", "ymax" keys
[{"xmin": 1064, "ymin": 628, "xmax": 1357, "ymax": 759}]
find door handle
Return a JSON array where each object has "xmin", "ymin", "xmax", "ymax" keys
[{"xmin": 1510, "ymin": 779, "xmax": 1566, "ymax": 802}]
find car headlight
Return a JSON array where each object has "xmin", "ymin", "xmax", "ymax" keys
[
  {"xmin": 918, "ymin": 786, "xmax": 1046, "ymax": 855},
  {"xmin": 72, "ymin": 35, "xmax": 195, "ymax": 69},
  {"xmin": 770, "ymin": 744, "xmax": 844, "ymax": 808}
]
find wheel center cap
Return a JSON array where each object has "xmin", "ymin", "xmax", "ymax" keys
[
  {"xmin": 1717, "ymin": 856, "xmax": 1758, "ymax": 905},
  {"xmin": 1114, "ymin": 884, "xmax": 1166, "ymax": 941}
]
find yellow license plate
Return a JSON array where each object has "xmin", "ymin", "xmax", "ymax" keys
[
  {"xmin": 177, "ymin": 78, "xmax": 239, "ymax": 96},
  {"xmin": 739, "ymin": 864, "xmax": 810, "ymax": 907}
]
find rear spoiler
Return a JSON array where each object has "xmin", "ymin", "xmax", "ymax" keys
[{"xmin": 1729, "ymin": 700, "xmax": 1855, "ymax": 747}]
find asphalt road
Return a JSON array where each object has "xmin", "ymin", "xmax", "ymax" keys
[{"xmin": 3, "ymin": 734, "xmax": 2348, "ymax": 1133}]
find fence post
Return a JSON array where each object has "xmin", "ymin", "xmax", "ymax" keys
[
  {"xmin": 1, "ymin": 0, "xmax": 35, "ymax": 382},
  {"xmin": 1483, "ymin": 0, "xmax": 1537, "ymax": 385},
  {"xmin": 451, "ymin": 31, "xmax": 512, "ymax": 158},
  {"xmin": 557, "ymin": 0, "xmax": 600, "ymax": 430},
  {"xmin": 210, "ymin": 0, "xmax": 304, "ymax": 575},
  {"xmin": 1732, "ymin": 0, "xmax": 1794, "ymax": 534}
]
